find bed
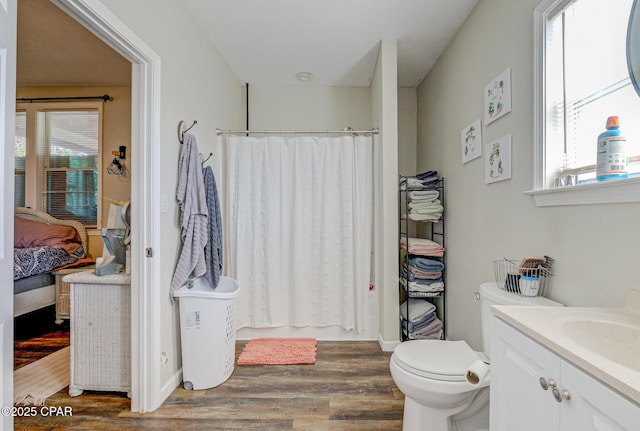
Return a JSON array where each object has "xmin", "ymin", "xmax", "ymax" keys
[{"xmin": 14, "ymin": 207, "xmax": 92, "ymax": 318}]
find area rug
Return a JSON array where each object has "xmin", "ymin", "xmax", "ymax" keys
[
  {"xmin": 14, "ymin": 346, "xmax": 70, "ymax": 405},
  {"xmin": 237, "ymin": 338, "xmax": 317, "ymax": 365}
]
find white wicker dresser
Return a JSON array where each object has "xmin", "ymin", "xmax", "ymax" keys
[{"xmin": 63, "ymin": 271, "xmax": 131, "ymax": 398}]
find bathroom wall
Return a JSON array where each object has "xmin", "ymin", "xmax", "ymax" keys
[
  {"xmin": 415, "ymin": 0, "xmax": 640, "ymax": 351},
  {"xmin": 248, "ymin": 85, "xmax": 371, "ymax": 131}
]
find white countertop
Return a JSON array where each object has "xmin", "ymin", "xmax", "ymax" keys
[
  {"xmin": 63, "ymin": 271, "xmax": 130, "ymax": 285},
  {"xmin": 492, "ymin": 289, "xmax": 640, "ymax": 406}
]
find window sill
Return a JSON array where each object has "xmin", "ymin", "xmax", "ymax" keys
[{"xmin": 523, "ymin": 177, "xmax": 640, "ymax": 206}]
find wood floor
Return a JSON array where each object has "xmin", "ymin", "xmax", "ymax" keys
[{"xmin": 14, "ymin": 317, "xmax": 405, "ymax": 430}]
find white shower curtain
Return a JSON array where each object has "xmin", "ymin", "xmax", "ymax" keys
[{"xmin": 224, "ymin": 135, "xmax": 373, "ymax": 332}]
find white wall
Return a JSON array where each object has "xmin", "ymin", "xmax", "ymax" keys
[
  {"xmin": 248, "ymin": 85, "xmax": 371, "ymax": 131},
  {"xmin": 415, "ymin": 0, "xmax": 640, "ymax": 351},
  {"xmin": 398, "ymin": 87, "xmax": 417, "ymax": 176},
  {"xmin": 98, "ymin": 0, "xmax": 244, "ymax": 394},
  {"xmin": 371, "ymin": 39, "xmax": 400, "ymax": 348}
]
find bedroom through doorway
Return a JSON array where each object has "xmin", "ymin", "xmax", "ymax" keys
[{"xmin": 13, "ymin": 0, "xmax": 132, "ymax": 403}]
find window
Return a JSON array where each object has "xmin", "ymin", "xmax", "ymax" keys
[
  {"xmin": 534, "ymin": 0, "xmax": 640, "ymax": 198},
  {"xmin": 15, "ymin": 102, "xmax": 102, "ymax": 227},
  {"xmin": 15, "ymin": 112, "xmax": 26, "ymax": 208}
]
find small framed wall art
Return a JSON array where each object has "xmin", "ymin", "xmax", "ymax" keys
[
  {"xmin": 461, "ymin": 119, "xmax": 482, "ymax": 164},
  {"xmin": 484, "ymin": 134, "xmax": 512, "ymax": 184},
  {"xmin": 484, "ymin": 67, "xmax": 511, "ymax": 125}
]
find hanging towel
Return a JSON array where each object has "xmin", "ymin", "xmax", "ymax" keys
[
  {"xmin": 203, "ymin": 165, "xmax": 223, "ymax": 289},
  {"xmin": 170, "ymin": 133, "xmax": 209, "ymax": 299}
]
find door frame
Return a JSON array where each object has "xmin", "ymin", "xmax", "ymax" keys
[{"xmin": 51, "ymin": 0, "xmax": 162, "ymax": 412}]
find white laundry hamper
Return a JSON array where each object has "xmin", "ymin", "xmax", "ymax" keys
[{"xmin": 174, "ymin": 276, "xmax": 240, "ymax": 390}]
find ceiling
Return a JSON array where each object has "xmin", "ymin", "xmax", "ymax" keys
[
  {"xmin": 181, "ymin": 0, "xmax": 479, "ymax": 87},
  {"xmin": 17, "ymin": 0, "xmax": 478, "ymax": 89}
]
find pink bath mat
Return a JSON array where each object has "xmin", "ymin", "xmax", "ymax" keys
[{"xmin": 237, "ymin": 338, "xmax": 317, "ymax": 365}]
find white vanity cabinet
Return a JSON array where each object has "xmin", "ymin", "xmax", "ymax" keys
[{"xmin": 490, "ymin": 316, "xmax": 640, "ymax": 431}]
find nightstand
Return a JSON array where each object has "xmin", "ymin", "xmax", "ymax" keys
[{"xmin": 51, "ymin": 265, "xmax": 95, "ymax": 324}]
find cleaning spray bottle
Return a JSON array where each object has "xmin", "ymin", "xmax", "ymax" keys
[{"xmin": 596, "ymin": 116, "xmax": 628, "ymax": 181}]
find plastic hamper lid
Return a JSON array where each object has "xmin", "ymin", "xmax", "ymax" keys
[{"xmin": 173, "ymin": 276, "xmax": 240, "ymax": 299}]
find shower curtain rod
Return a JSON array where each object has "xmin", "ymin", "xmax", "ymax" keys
[{"xmin": 216, "ymin": 127, "xmax": 379, "ymax": 136}]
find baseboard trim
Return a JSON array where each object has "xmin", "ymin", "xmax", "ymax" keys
[
  {"xmin": 378, "ymin": 333, "xmax": 400, "ymax": 352},
  {"xmin": 159, "ymin": 368, "xmax": 182, "ymax": 403}
]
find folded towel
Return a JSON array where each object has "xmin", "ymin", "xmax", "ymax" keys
[
  {"xmin": 401, "ymin": 311, "xmax": 437, "ymax": 332},
  {"xmin": 400, "ymin": 237, "xmax": 445, "ymax": 257},
  {"xmin": 416, "ymin": 170, "xmax": 438, "ymax": 181},
  {"xmin": 408, "ymin": 213, "xmax": 442, "ymax": 222},
  {"xmin": 407, "ymin": 256, "xmax": 444, "ymax": 272},
  {"xmin": 408, "ymin": 199, "xmax": 441, "ymax": 209},
  {"xmin": 409, "ymin": 281, "xmax": 444, "ymax": 292},
  {"xmin": 400, "ymin": 298, "xmax": 436, "ymax": 323},
  {"xmin": 409, "ymin": 190, "xmax": 439, "ymax": 201},
  {"xmin": 401, "ymin": 268, "xmax": 443, "ymax": 283},
  {"xmin": 402, "ymin": 263, "xmax": 443, "ymax": 280},
  {"xmin": 401, "ymin": 244, "xmax": 444, "ymax": 257},
  {"xmin": 408, "ymin": 200, "xmax": 444, "ymax": 215},
  {"xmin": 409, "ymin": 328, "xmax": 444, "ymax": 340},
  {"xmin": 400, "ymin": 237, "xmax": 440, "ymax": 247},
  {"xmin": 411, "ymin": 317, "xmax": 443, "ymax": 337},
  {"xmin": 400, "ymin": 175, "xmax": 440, "ymax": 190}
]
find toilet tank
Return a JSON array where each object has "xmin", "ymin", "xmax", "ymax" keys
[{"xmin": 479, "ymin": 282, "xmax": 563, "ymax": 358}]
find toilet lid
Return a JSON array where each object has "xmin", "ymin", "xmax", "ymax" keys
[{"xmin": 393, "ymin": 340, "xmax": 480, "ymax": 382}]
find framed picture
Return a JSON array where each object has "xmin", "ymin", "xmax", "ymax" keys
[
  {"xmin": 484, "ymin": 134, "xmax": 512, "ymax": 184},
  {"xmin": 484, "ymin": 67, "xmax": 511, "ymax": 125},
  {"xmin": 461, "ymin": 119, "xmax": 482, "ymax": 164}
]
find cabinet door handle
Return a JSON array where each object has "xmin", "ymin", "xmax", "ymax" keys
[
  {"xmin": 539, "ymin": 377, "xmax": 557, "ymax": 391},
  {"xmin": 552, "ymin": 388, "xmax": 571, "ymax": 402}
]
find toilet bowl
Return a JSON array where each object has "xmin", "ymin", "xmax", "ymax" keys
[
  {"xmin": 390, "ymin": 340, "xmax": 489, "ymax": 431},
  {"xmin": 390, "ymin": 282, "xmax": 562, "ymax": 431}
]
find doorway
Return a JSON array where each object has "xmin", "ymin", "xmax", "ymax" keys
[{"xmin": 9, "ymin": 0, "xmax": 162, "ymax": 412}]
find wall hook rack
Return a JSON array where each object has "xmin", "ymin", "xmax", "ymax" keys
[
  {"xmin": 200, "ymin": 152, "xmax": 213, "ymax": 165},
  {"xmin": 178, "ymin": 120, "xmax": 198, "ymax": 144}
]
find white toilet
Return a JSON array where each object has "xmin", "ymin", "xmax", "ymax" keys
[{"xmin": 390, "ymin": 281, "xmax": 562, "ymax": 431}]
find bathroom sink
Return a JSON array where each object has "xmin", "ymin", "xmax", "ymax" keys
[{"xmin": 561, "ymin": 318, "xmax": 640, "ymax": 371}]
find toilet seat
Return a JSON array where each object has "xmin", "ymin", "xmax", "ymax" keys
[{"xmin": 393, "ymin": 340, "xmax": 480, "ymax": 382}]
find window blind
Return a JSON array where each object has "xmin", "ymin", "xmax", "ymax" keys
[
  {"xmin": 14, "ymin": 112, "xmax": 26, "ymax": 208},
  {"xmin": 38, "ymin": 110, "xmax": 99, "ymax": 226}
]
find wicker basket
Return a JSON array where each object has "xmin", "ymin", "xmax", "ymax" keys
[{"xmin": 493, "ymin": 258, "xmax": 551, "ymax": 297}]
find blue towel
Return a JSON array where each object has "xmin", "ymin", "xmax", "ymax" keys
[
  {"xmin": 407, "ymin": 256, "xmax": 444, "ymax": 272},
  {"xmin": 203, "ymin": 166, "xmax": 223, "ymax": 289},
  {"xmin": 416, "ymin": 170, "xmax": 438, "ymax": 180},
  {"xmin": 401, "ymin": 311, "xmax": 437, "ymax": 332}
]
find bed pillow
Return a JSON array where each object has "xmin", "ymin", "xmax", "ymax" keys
[{"xmin": 14, "ymin": 215, "xmax": 81, "ymax": 255}]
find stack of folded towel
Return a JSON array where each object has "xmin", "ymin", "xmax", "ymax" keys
[
  {"xmin": 400, "ymin": 172, "xmax": 444, "ymax": 222},
  {"xmin": 401, "ymin": 255, "xmax": 445, "ymax": 294},
  {"xmin": 400, "ymin": 298, "xmax": 444, "ymax": 340}
]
